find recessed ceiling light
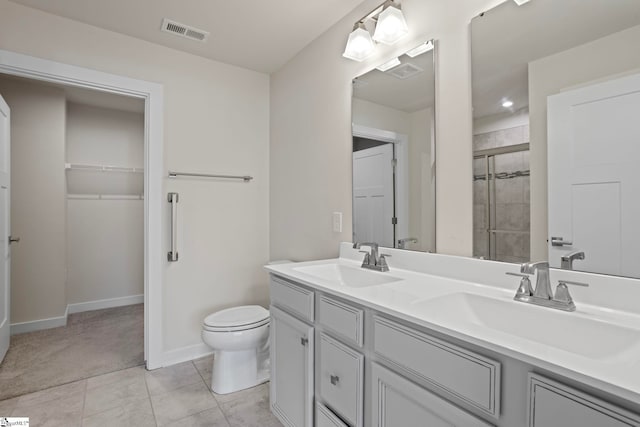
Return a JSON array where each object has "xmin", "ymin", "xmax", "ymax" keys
[
  {"xmin": 502, "ymin": 100, "xmax": 514, "ymax": 108},
  {"xmin": 376, "ymin": 57, "xmax": 401, "ymax": 72},
  {"xmin": 406, "ymin": 41, "xmax": 434, "ymax": 58},
  {"xmin": 513, "ymin": 0, "xmax": 531, "ymax": 5}
]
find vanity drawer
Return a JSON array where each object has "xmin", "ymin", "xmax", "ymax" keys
[
  {"xmin": 318, "ymin": 295, "xmax": 364, "ymax": 347},
  {"xmin": 318, "ymin": 333, "xmax": 364, "ymax": 427},
  {"xmin": 528, "ymin": 374, "xmax": 640, "ymax": 427},
  {"xmin": 371, "ymin": 363, "xmax": 493, "ymax": 427},
  {"xmin": 316, "ymin": 402, "xmax": 349, "ymax": 427},
  {"xmin": 270, "ymin": 275, "xmax": 314, "ymax": 322},
  {"xmin": 373, "ymin": 315, "xmax": 501, "ymax": 417}
]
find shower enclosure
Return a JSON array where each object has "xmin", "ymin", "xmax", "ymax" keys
[{"xmin": 473, "ymin": 144, "xmax": 530, "ymax": 263}]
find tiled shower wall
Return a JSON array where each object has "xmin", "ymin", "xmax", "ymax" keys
[{"xmin": 473, "ymin": 125, "xmax": 530, "ymax": 263}]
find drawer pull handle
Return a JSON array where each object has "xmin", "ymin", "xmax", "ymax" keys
[
  {"xmin": 300, "ymin": 337, "xmax": 308, "ymax": 346},
  {"xmin": 330, "ymin": 374, "xmax": 340, "ymax": 385}
]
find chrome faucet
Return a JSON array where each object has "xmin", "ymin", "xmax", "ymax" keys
[
  {"xmin": 561, "ymin": 251, "xmax": 585, "ymax": 270},
  {"xmin": 353, "ymin": 242, "xmax": 390, "ymax": 272},
  {"xmin": 506, "ymin": 261, "xmax": 589, "ymax": 312},
  {"xmin": 520, "ymin": 261, "xmax": 553, "ymax": 300},
  {"xmin": 397, "ymin": 237, "xmax": 418, "ymax": 249}
]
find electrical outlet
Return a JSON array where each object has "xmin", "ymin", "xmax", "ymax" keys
[{"xmin": 332, "ymin": 212, "xmax": 343, "ymax": 233}]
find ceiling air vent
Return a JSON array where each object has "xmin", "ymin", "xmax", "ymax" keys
[
  {"xmin": 161, "ymin": 18, "xmax": 209, "ymax": 42},
  {"xmin": 387, "ymin": 63, "xmax": 423, "ymax": 80}
]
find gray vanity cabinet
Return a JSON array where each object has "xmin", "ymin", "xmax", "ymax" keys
[
  {"xmin": 269, "ymin": 274, "xmax": 640, "ymax": 427},
  {"xmin": 528, "ymin": 375, "xmax": 640, "ymax": 427},
  {"xmin": 371, "ymin": 363, "xmax": 493, "ymax": 427}
]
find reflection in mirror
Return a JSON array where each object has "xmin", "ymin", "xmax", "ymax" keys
[
  {"xmin": 471, "ymin": 0, "xmax": 640, "ymax": 277},
  {"xmin": 351, "ymin": 41, "xmax": 436, "ymax": 252}
]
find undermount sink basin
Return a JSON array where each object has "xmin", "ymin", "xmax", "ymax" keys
[
  {"xmin": 413, "ymin": 292, "xmax": 640, "ymax": 360},
  {"xmin": 293, "ymin": 263, "xmax": 402, "ymax": 288}
]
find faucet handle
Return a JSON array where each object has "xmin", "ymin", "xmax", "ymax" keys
[
  {"xmin": 359, "ymin": 251, "xmax": 371, "ymax": 265},
  {"xmin": 558, "ymin": 280, "xmax": 589, "ymax": 287},
  {"xmin": 507, "ymin": 272, "xmax": 533, "ymax": 300},
  {"xmin": 554, "ymin": 280, "xmax": 589, "ymax": 306},
  {"xmin": 378, "ymin": 254, "xmax": 391, "ymax": 268},
  {"xmin": 506, "ymin": 272, "xmax": 530, "ymax": 278}
]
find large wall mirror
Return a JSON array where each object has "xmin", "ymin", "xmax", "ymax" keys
[
  {"xmin": 471, "ymin": 0, "xmax": 640, "ymax": 278},
  {"xmin": 351, "ymin": 41, "xmax": 436, "ymax": 252}
]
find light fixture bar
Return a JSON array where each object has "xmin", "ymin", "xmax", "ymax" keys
[{"xmin": 343, "ymin": 0, "xmax": 408, "ymax": 62}]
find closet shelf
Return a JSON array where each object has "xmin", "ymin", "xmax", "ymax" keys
[
  {"xmin": 65, "ymin": 163, "xmax": 144, "ymax": 173},
  {"xmin": 67, "ymin": 194, "xmax": 144, "ymax": 200}
]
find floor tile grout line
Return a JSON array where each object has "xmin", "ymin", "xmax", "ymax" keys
[
  {"xmin": 0, "ymin": 362, "xmax": 147, "ymax": 404},
  {"xmin": 143, "ymin": 366, "xmax": 160, "ymax": 427},
  {"xmin": 192, "ymin": 360, "xmax": 233, "ymax": 426},
  {"xmin": 80, "ymin": 379, "xmax": 88, "ymax": 423}
]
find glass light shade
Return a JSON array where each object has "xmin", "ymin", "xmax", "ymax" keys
[
  {"xmin": 376, "ymin": 57, "xmax": 401, "ymax": 72},
  {"xmin": 372, "ymin": 5, "xmax": 408, "ymax": 45},
  {"xmin": 343, "ymin": 26, "xmax": 375, "ymax": 62},
  {"xmin": 406, "ymin": 40, "xmax": 434, "ymax": 58}
]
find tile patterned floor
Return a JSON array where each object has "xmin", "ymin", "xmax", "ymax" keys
[
  {"xmin": 0, "ymin": 304, "xmax": 144, "ymax": 401},
  {"xmin": 0, "ymin": 355, "xmax": 283, "ymax": 427}
]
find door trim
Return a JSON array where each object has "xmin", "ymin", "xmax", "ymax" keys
[{"xmin": 0, "ymin": 49, "xmax": 164, "ymax": 369}]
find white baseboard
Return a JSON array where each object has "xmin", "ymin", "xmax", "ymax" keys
[
  {"xmin": 10, "ymin": 294, "xmax": 143, "ymax": 335},
  {"xmin": 10, "ymin": 305, "xmax": 69, "ymax": 335},
  {"xmin": 160, "ymin": 342, "xmax": 212, "ymax": 369},
  {"xmin": 67, "ymin": 294, "xmax": 144, "ymax": 314}
]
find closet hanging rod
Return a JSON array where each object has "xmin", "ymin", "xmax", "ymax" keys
[
  {"xmin": 65, "ymin": 163, "xmax": 144, "ymax": 173},
  {"xmin": 168, "ymin": 171, "xmax": 253, "ymax": 182}
]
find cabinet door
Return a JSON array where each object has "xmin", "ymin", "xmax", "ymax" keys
[
  {"xmin": 529, "ymin": 374, "xmax": 640, "ymax": 427},
  {"xmin": 270, "ymin": 306, "xmax": 314, "ymax": 427},
  {"xmin": 371, "ymin": 363, "xmax": 493, "ymax": 427}
]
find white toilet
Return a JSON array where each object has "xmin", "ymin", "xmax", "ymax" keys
[{"xmin": 201, "ymin": 305, "xmax": 270, "ymax": 394}]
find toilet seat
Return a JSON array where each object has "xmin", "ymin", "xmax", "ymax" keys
[{"xmin": 203, "ymin": 305, "xmax": 269, "ymax": 332}]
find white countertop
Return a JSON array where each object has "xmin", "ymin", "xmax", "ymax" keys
[{"xmin": 265, "ymin": 243, "xmax": 640, "ymax": 405}]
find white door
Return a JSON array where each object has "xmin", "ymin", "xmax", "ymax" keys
[
  {"xmin": 0, "ymin": 94, "xmax": 10, "ymax": 362},
  {"xmin": 548, "ymin": 72, "xmax": 640, "ymax": 277},
  {"xmin": 352, "ymin": 144, "xmax": 394, "ymax": 248}
]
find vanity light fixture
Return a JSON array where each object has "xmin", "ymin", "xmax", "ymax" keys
[
  {"xmin": 343, "ymin": 0, "xmax": 408, "ymax": 62},
  {"xmin": 372, "ymin": 1, "xmax": 409, "ymax": 45},
  {"xmin": 376, "ymin": 57, "xmax": 401, "ymax": 72},
  {"xmin": 406, "ymin": 40, "xmax": 434, "ymax": 58},
  {"xmin": 343, "ymin": 23, "xmax": 376, "ymax": 61},
  {"xmin": 502, "ymin": 100, "xmax": 514, "ymax": 108}
]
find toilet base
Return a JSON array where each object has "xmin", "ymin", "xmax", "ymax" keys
[{"xmin": 210, "ymin": 349, "xmax": 270, "ymax": 395}]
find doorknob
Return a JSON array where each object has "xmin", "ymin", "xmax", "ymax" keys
[
  {"xmin": 8, "ymin": 235, "xmax": 20, "ymax": 244},
  {"xmin": 550, "ymin": 236, "xmax": 572, "ymax": 247}
]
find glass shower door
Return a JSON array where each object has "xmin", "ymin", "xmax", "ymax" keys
[{"xmin": 473, "ymin": 148, "xmax": 530, "ymax": 262}]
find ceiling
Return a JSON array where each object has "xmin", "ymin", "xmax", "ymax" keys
[
  {"xmin": 471, "ymin": 0, "xmax": 640, "ymax": 119},
  {"xmin": 8, "ymin": 0, "xmax": 367, "ymax": 73},
  {"xmin": 353, "ymin": 49, "xmax": 435, "ymax": 113}
]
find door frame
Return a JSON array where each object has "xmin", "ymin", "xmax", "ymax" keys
[
  {"xmin": 0, "ymin": 49, "xmax": 164, "ymax": 369},
  {"xmin": 352, "ymin": 124, "xmax": 409, "ymax": 247}
]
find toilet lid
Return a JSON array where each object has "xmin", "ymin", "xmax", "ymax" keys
[{"xmin": 204, "ymin": 305, "xmax": 269, "ymax": 329}]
